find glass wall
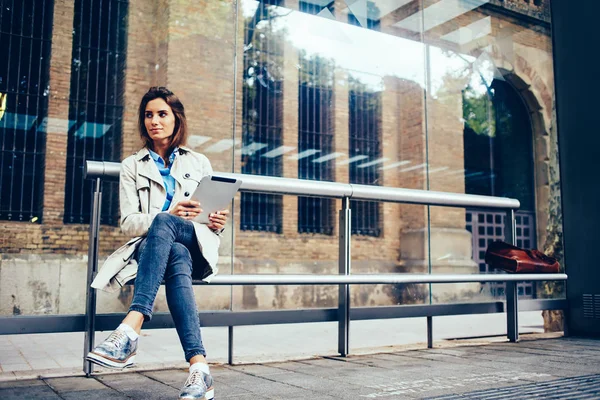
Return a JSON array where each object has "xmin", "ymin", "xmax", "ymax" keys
[{"xmin": 0, "ymin": 0, "xmax": 563, "ymax": 334}]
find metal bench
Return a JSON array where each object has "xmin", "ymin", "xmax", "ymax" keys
[{"xmin": 81, "ymin": 160, "xmax": 567, "ymax": 375}]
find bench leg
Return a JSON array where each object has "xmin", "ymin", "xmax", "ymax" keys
[
  {"xmin": 427, "ymin": 316, "xmax": 433, "ymax": 348},
  {"xmin": 506, "ymin": 281, "xmax": 519, "ymax": 342},
  {"xmin": 505, "ymin": 208, "xmax": 519, "ymax": 342},
  {"xmin": 228, "ymin": 326, "xmax": 234, "ymax": 365}
]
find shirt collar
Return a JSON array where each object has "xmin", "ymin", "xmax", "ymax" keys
[
  {"xmin": 148, "ymin": 147, "xmax": 179, "ymax": 166},
  {"xmin": 135, "ymin": 146, "xmax": 189, "ymax": 161}
]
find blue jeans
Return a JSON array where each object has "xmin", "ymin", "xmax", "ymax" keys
[{"xmin": 129, "ymin": 213, "xmax": 208, "ymax": 361}]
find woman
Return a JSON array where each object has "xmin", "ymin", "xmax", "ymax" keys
[{"xmin": 88, "ymin": 87, "xmax": 228, "ymax": 400}]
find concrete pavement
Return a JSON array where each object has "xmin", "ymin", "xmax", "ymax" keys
[
  {"xmin": 1, "ymin": 335, "xmax": 600, "ymax": 399},
  {"xmin": 0, "ymin": 311, "xmax": 546, "ymax": 381}
]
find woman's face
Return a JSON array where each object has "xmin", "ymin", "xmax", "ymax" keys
[{"xmin": 144, "ymin": 98, "xmax": 176, "ymax": 145}]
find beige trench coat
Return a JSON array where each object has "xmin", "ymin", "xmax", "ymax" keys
[{"xmin": 91, "ymin": 146, "xmax": 221, "ymax": 292}]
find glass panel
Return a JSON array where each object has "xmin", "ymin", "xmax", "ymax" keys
[
  {"xmin": 1, "ymin": 0, "xmax": 239, "ymax": 316},
  {"xmin": 233, "ymin": 1, "xmax": 432, "ymax": 312},
  {"xmin": 0, "ymin": 0, "xmax": 564, "ymax": 349},
  {"xmin": 423, "ymin": 0, "xmax": 563, "ymax": 307}
]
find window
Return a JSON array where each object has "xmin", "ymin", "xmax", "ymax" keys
[
  {"xmin": 64, "ymin": 0, "xmax": 128, "ymax": 225},
  {"xmin": 463, "ymin": 79, "xmax": 535, "ymax": 211},
  {"xmin": 299, "ymin": 0, "xmax": 334, "ymax": 15},
  {"xmin": 349, "ymin": 78, "xmax": 382, "ymax": 236},
  {"xmin": 240, "ymin": 2, "xmax": 284, "ymax": 233},
  {"xmin": 298, "ymin": 53, "xmax": 335, "ymax": 235},
  {"xmin": 0, "ymin": 0, "xmax": 54, "ymax": 222},
  {"xmin": 463, "ymin": 78, "xmax": 537, "ymax": 298},
  {"xmin": 347, "ymin": 1, "xmax": 381, "ymax": 31}
]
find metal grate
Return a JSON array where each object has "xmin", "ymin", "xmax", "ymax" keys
[
  {"xmin": 427, "ymin": 374, "xmax": 600, "ymax": 399},
  {"xmin": 297, "ymin": 53, "xmax": 335, "ymax": 235},
  {"xmin": 240, "ymin": 2, "xmax": 283, "ymax": 233},
  {"xmin": 64, "ymin": 0, "xmax": 128, "ymax": 225},
  {"xmin": 466, "ymin": 209, "xmax": 536, "ymax": 298},
  {"xmin": 583, "ymin": 294, "xmax": 600, "ymax": 319},
  {"xmin": 0, "ymin": 0, "xmax": 53, "ymax": 222},
  {"xmin": 349, "ymin": 77, "xmax": 382, "ymax": 237}
]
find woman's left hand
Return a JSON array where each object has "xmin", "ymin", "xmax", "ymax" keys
[{"xmin": 207, "ymin": 209, "xmax": 229, "ymax": 231}]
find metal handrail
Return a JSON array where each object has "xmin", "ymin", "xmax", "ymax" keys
[
  {"xmin": 85, "ymin": 160, "xmax": 520, "ymax": 209},
  {"xmin": 80, "ymin": 159, "xmax": 564, "ymax": 376},
  {"xmin": 207, "ymin": 273, "xmax": 567, "ymax": 285}
]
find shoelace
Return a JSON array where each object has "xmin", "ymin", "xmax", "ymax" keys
[
  {"xmin": 184, "ymin": 370, "xmax": 207, "ymax": 388},
  {"xmin": 105, "ymin": 330, "xmax": 127, "ymax": 349}
]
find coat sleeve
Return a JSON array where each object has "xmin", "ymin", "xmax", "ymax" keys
[
  {"xmin": 120, "ymin": 157, "xmax": 161, "ymax": 237},
  {"xmin": 201, "ymin": 153, "xmax": 214, "ymax": 178}
]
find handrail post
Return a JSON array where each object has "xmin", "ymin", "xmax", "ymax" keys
[
  {"xmin": 505, "ymin": 208, "xmax": 519, "ymax": 342},
  {"xmin": 338, "ymin": 197, "xmax": 351, "ymax": 356},
  {"xmin": 228, "ymin": 326, "xmax": 234, "ymax": 365},
  {"xmin": 427, "ymin": 316, "xmax": 433, "ymax": 348},
  {"xmin": 83, "ymin": 178, "xmax": 102, "ymax": 376}
]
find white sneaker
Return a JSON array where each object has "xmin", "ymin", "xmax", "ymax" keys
[{"xmin": 179, "ymin": 365, "xmax": 214, "ymax": 400}]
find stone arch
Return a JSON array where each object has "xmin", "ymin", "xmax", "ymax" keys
[{"xmin": 492, "ymin": 53, "xmax": 553, "ymax": 247}]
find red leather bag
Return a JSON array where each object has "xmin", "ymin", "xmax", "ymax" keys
[{"xmin": 484, "ymin": 241, "xmax": 560, "ymax": 273}]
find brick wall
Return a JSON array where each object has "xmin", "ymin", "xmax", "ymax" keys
[{"xmin": 0, "ymin": 0, "xmax": 555, "ymax": 277}]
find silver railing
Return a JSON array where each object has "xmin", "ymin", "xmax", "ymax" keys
[
  {"xmin": 0, "ymin": 156, "xmax": 567, "ymax": 376},
  {"xmin": 79, "ymin": 160, "xmax": 568, "ymax": 375}
]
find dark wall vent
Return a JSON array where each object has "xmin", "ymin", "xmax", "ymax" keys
[{"xmin": 582, "ymin": 294, "xmax": 600, "ymax": 319}]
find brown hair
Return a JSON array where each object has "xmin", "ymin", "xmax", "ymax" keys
[{"xmin": 137, "ymin": 86, "xmax": 188, "ymax": 152}]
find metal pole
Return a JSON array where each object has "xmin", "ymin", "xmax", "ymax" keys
[
  {"xmin": 427, "ymin": 316, "xmax": 433, "ymax": 348},
  {"xmin": 338, "ymin": 197, "xmax": 351, "ymax": 356},
  {"xmin": 505, "ymin": 208, "xmax": 519, "ymax": 342},
  {"xmin": 228, "ymin": 326, "xmax": 234, "ymax": 365},
  {"xmin": 83, "ymin": 178, "xmax": 102, "ymax": 376}
]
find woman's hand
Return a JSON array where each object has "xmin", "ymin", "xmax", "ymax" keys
[
  {"xmin": 170, "ymin": 200, "xmax": 202, "ymax": 220},
  {"xmin": 208, "ymin": 209, "xmax": 229, "ymax": 231}
]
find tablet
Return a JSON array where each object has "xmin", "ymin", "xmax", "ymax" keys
[{"xmin": 190, "ymin": 175, "xmax": 242, "ymax": 223}]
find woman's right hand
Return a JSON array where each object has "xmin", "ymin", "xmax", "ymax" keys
[{"xmin": 170, "ymin": 200, "xmax": 202, "ymax": 220}]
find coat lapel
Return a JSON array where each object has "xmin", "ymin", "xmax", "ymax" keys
[
  {"xmin": 171, "ymin": 154, "xmax": 185, "ymax": 191},
  {"xmin": 135, "ymin": 148, "xmax": 164, "ymax": 189}
]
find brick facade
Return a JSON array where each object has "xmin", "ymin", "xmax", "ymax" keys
[{"xmin": 0, "ymin": 0, "xmax": 557, "ymax": 313}]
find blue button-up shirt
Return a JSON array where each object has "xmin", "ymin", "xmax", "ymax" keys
[{"xmin": 148, "ymin": 148, "xmax": 178, "ymax": 211}]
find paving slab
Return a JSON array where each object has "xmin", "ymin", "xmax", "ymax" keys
[
  {"xmin": 96, "ymin": 372, "xmax": 180, "ymax": 399},
  {"xmin": 45, "ymin": 376, "xmax": 130, "ymax": 400},
  {"xmin": 0, "ymin": 379, "xmax": 60, "ymax": 400}
]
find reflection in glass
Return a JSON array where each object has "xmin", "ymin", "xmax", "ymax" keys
[
  {"xmin": 241, "ymin": 1, "xmax": 284, "ymax": 233},
  {"xmin": 0, "ymin": 0, "xmax": 562, "ymax": 323},
  {"xmin": 297, "ymin": 52, "xmax": 335, "ymax": 235},
  {"xmin": 349, "ymin": 76, "xmax": 382, "ymax": 237}
]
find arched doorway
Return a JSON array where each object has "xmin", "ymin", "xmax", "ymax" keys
[{"xmin": 463, "ymin": 78, "xmax": 537, "ymax": 298}]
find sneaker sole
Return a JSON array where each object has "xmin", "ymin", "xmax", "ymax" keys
[
  {"xmin": 180, "ymin": 387, "xmax": 214, "ymax": 400},
  {"xmin": 86, "ymin": 352, "xmax": 136, "ymax": 370}
]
